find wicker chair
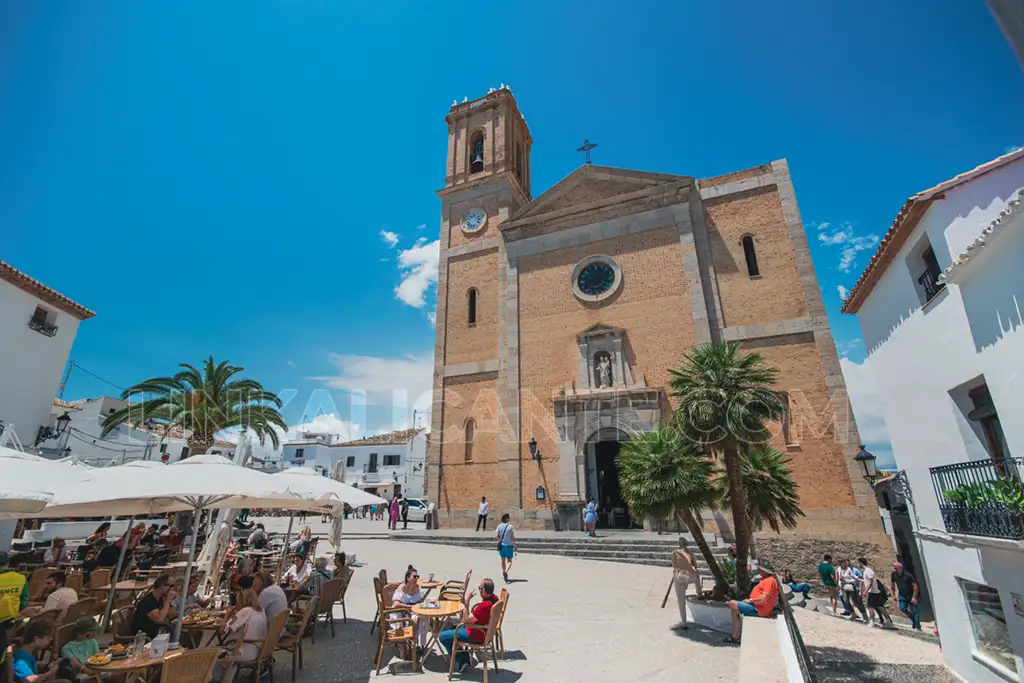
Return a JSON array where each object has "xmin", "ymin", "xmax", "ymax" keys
[
  {"xmin": 87, "ymin": 568, "xmax": 111, "ymax": 589},
  {"xmin": 373, "ymin": 577, "xmax": 418, "ymax": 675},
  {"xmin": 370, "ymin": 569, "xmax": 388, "ymax": 634},
  {"xmin": 60, "ymin": 597, "xmax": 97, "ymax": 626},
  {"xmin": 494, "ymin": 588, "xmax": 509, "ymax": 659},
  {"xmin": 447, "ymin": 599, "xmax": 505, "ymax": 683},
  {"xmin": 27, "ymin": 568, "xmax": 53, "ymax": 600},
  {"xmin": 310, "ymin": 578, "xmax": 345, "ymax": 643},
  {"xmin": 159, "ymin": 648, "xmax": 220, "ymax": 683},
  {"xmin": 54, "ymin": 622, "xmax": 76, "ymax": 657},
  {"xmin": 441, "ymin": 570, "xmax": 473, "ymax": 603},
  {"xmin": 234, "ymin": 608, "xmax": 290, "ymax": 683},
  {"xmin": 64, "ymin": 572, "xmax": 84, "ymax": 595},
  {"xmin": 276, "ymin": 597, "xmax": 318, "ymax": 680},
  {"xmin": 109, "ymin": 605, "xmax": 136, "ymax": 644}
]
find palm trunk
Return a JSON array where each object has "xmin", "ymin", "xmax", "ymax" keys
[
  {"xmin": 188, "ymin": 434, "xmax": 214, "ymax": 456},
  {"xmin": 723, "ymin": 443, "xmax": 752, "ymax": 596},
  {"xmin": 678, "ymin": 510, "xmax": 729, "ymax": 592}
]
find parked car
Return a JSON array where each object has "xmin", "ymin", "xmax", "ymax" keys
[{"xmin": 403, "ymin": 498, "xmax": 432, "ymax": 522}]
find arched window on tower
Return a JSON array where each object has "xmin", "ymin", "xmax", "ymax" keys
[
  {"xmin": 464, "ymin": 419, "xmax": 475, "ymax": 462},
  {"xmin": 742, "ymin": 235, "xmax": 760, "ymax": 277},
  {"xmin": 515, "ymin": 144, "xmax": 524, "ymax": 184},
  {"xmin": 467, "ymin": 288, "xmax": 478, "ymax": 326},
  {"xmin": 470, "ymin": 133, "xmax": 485, "ymax": 173}
]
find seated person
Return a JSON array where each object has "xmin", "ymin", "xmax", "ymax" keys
[
  {"xmin": 332, "ymin": 552, "xmax": 347, "ymax": 578},
  {"xmin": 43, "ymin": 538, "xmax": 71, "ymax": 565},
  {"xmin": 41, "ymin": 571, "xmax": 78, "ymax": 621},
  {"xmin": 140, "ymin": 525, "xmax": 160, "ymax": 547},
  {"xmin": 11, "ymin": 620, "xmax": 59, "ymax": 683},
  {"xmin": 724, "ymin": 561, "xmax": 780, "ymax": 644},
  {"xmin": 60, "ymin": 617, "xmax": 101, "ymax": 680},
  {"xmin": 246, "ymin": 524, "xmax": 268, "ymax": 550},
  {"xmin": 131, "ymin": 573, "xmax": 177, "ymax": 639},
  {"xmin": 174, "ymin": 576, "xmax": 211, "ymax": 615},
  {"xmin": 782, "ymin": 569, "xmax": 811, "ymax": 598},
  {"xmin": 438, "ymin": 578, "xmax": 499, "ymax": 674},
  {"xmin": 392, "ymin": 566, "xmax": 428, "ymax": 650},
  {"xmin": 281, "ymin": 554, "xmax": 311, "ymax": 586},
  {"xmin": 303, "ymin": 557, "xmax": 333, "ymax": 597},
  {"xmin": 212, "ymin": 589, "xmax": 266, "ymax": 681},
  {"xmin": 252, "ymin": 572, "xmax": 288, "ymax": 621}
]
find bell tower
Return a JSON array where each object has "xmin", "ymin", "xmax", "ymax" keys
[{"xmin": 443, "ymin": 86, "xmax": 532, "ymax": 198}]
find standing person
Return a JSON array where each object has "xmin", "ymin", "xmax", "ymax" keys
[
  {"xmin": 671, "ymin": 537, "xmax": 699, "ymax": 630},
  {"xmin": 0, "ymin": 550, "xmax": 29, "ymax": 670},
  {"xmin": 838, "ymin": 558, "xmax": 869, "ymax": 622},
  {"xmin": 401, "ymin": 497, "xmax": 410, "ymax": 530},
  {"xmin": 438, "ymin": 579, "xmax": 499, "ymax": 674},
  {"xmin": 817, "ymin": 554, "xmax": 839, "ymax": 614},
  {"xmin": 583, "ymin": 497, "xmax": 598, "ymax": 537},
  {"xmin": 890, "ymin": 562, "xmax": 921, "ymax": 630},
  {"xmin": 476, "ymin": 497, "xmax": 489, "ymax": 531},
  {"xmin": 495, "ymin": 513, "xmax": 517, "ymax": 584},
  {"xmin": 859, "ymin": 557, "xmax": 895, "ymax": 629},
  {"xmin": 389, "ymin": 497, "xmax": 400, "ymax": 531}
]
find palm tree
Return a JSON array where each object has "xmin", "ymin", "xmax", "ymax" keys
[
  {"xmin": 101, "ymin": 356, "xmax": 287, "ymax": 455},
  {"xmin": 721, "ymin": 447, "xmax": 804, "ymax": 554},
  {"xmin": 669, "ymin": 343, "xmax": 786, "ymax": 595},
  {"xmin": 617, "ymin": 427, "xmax": 730, "ymax": 591}
]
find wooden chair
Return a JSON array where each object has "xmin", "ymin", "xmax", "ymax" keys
[
  {"xmin": 370, "ymin": 569, "xmax": 388, "ymax": 634},
  {"xmin": 310, "ymin": 578, "xmax": 345, "ymax": 643},
  {"xmin": 109, "ymin": 605, "xmax": 136, "ymax": 644},
  {"xmin": 235, "ymin": 608, "xmax": 289, "ymax": 683},
  {"xmin": 373, "ymin": 577, "xmax": 418, "ymax": 675},
  {"xmin": 60, "ymin": 597, "xmax": 97, "ymax": 626},
  {"xmin": 87, "ymin": 568, "xmax": 110, "ymax": 589},
  {"xmin": 495, "ymin": 588, "xmax": 509, "ymax": 659},
  {"xmin": 64, "ymin": 572, "xmax": 84, "ymax": 595},
  {"xmin": 215, "ymin": 623, "xmax": 246, "ymax": 683},
  {"xmin": 441, "ymin": 570, "xmax": 473, "ymax": 602},
  {"xmin": 335, "ymin": 567, "xmax": 354, "ymax": 623},
  {"xmin": 447, "ymin": 599, "xmax": 505, "ymax": 683},
  {"xmin": 276, "ymin": 597, "xmax": 318, "ymax": 680},
  {"xmin": 159, "ymin": 648, "xmax": 220, "ymax": 683}
]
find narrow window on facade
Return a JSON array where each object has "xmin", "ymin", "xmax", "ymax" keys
[
  {"xmin": 742, "ymin": 235, "xmax": 760, "ymax": 277},
  {"xmin": 180, "ymin": 446, "xmax": 190, "ymax": 460},
  {"xmin": 346, "ymin": 456, "xmax": 355, "ymax": 467},
  {"xmin": 781, "ymin": 392, "xmax": 794, "ymax": 445},
  {"xmin": 296, "ymin": 448, "xmax": 304, "ymax": 458},
  {"xmin": 467, "ymin": 288, "xmax": 478, "ymax": 326},
  {"xmin": 968, "ymin": 384, "xmax": 1008, "ymax": 461},
  {"xmin": 470, "ymin": 133, "xmax": 484, "ymax": 173},
  {"xmin": 464, "ymin": 419, "xmax": 475, "ymax": 462},
  {"xmin": 958, "ymin": 579, "xmax": 1017, "ymax": 673}
]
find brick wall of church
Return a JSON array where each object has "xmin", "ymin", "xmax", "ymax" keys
[
  {"xmin": 706, "ymin": 187, "xmax": 808, "ymax": 328},
  {"xmin": 444, "ymin": 249, "xmax": 499, "ymax": 366},
  {"xmin": 515, "ymin": 225, "xmax": 698, "ymax": 509},
  {"xmin": 447, "ymin": 193, "xmax": 505, "ymax": 249}
]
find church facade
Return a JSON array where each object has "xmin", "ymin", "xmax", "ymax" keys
[{"xmin": 426, "ymin": 88, "xmax": 885, "ymax": 547}]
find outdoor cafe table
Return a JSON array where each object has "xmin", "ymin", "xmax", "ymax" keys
[
  {"xmin": 411, "ymin": 600, "xmax": 464, "ymax": 655},
  {"xmin": 83, "ymin": 645, "xmax": 185, "ymax": 683},
  {"xmin": 88, "ymin": 579, "xmax": 154, "ymax": 597}
]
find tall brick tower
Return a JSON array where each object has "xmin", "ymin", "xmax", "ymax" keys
[{"xmin": 426, "ymin": 88, "xmax": 891, "ymax": 567}]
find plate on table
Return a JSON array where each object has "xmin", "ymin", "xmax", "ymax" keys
[
  {"xmin": 106, "ymin": 645, "xmax": 129, "ymax": 659},
  {"xmin": 88, "ymin": 654, "xmax": 112, "ymax": 666}
]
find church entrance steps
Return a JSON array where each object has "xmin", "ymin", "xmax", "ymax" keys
[{"xmin": 389, "ymin": 529, "xmax": 731, "ymax": 573}]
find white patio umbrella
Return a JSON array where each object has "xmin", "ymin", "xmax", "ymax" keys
[
  {"xmin": 0, "ymin": 446, "xmax": 91, "ymax": 518},
  {"xmin": 0, "ymin": 488, "xmax": 53, "ymax": 514}
]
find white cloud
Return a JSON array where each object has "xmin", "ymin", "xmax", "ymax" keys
[
  {"xmin": 837, "ymin": 285, "xmax": 849, "ymax": 300},
  {"xmin": 284, "ymin": 413, "xmax": 361, "ymax": 442},
  {"xmin": 834, "ymin": 336, "xmax": 862, "ymax": 359},
  {"xmin": 380, "ymin": 230, "xmax": 400, "ymax": 248},
  {"xmin": 839, "ymin": 356, "xmax": 891, "ymax": 451},
  {"xmin": 394, "ymin": 239, "xmax": 439, "ymax": 308},
  {"xmin": 817, "ymin": 221, "xmax": 880, "ymax": 273},
  {"xmin": 312, "ymin": 352, "xmax": 434, "ymax": 416},
  {"xmin": 427, "ymin": 309, "xmax": 437, "ymax": 326}
]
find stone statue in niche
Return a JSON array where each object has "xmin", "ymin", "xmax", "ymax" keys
[{"xmin": 597, "ymin": 354, "xmax": 613, "ymax": 389}]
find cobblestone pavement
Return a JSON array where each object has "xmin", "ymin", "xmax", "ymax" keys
[{"xmin": 248, "ymin": 519, "xmax": 739, "ymax": 683}]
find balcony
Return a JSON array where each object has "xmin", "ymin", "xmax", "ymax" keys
[
  {"xmin": 28, "ymin": 316, "xmax": 58, "ymax": 337},
  {"xmin": 917, "ymin": 265, "xmax": 945, "ymax": 302},
  {"xmin": 362, "ymin": 471, "xmax": 381, "ymax": 483},
  {"xmin": 931, "ymin": 457, "xmax": 1024, "ymax": 540}
]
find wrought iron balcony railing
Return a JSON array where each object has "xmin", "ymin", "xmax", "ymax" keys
[
  {"xmin": 930, "ymin": 457, "xmax": 1024, "ymax": 540},
  {"xmin": 917, "ymin": 266, "xmax": 945, "ymax": 302},
  {"xmin": 28, "ymin": 317, "xmax": 58, "ymax": 337}
]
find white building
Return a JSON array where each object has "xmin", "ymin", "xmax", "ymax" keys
[
  {"xmin": 844, "ymin": 149, "xmax": 1024, "ymax": 683},
  {"xmin": 0, "ymin": 261, "xmax": 94, "ymax": 449},
  {"xmin": 42, "ymin": 395, "xmax": 236, "ymax": 465},
  {"xmin": 281, "ymin": 428, "xmax": 427, "ymax": 499}
]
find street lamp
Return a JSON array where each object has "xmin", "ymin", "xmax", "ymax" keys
[
  {"xmin": 528, "ymin": 437, "xmax": 541, "ymax": 463},
  {"xmin": 35, "ymin": 412, "xmax": 72, "ymax": 447},
  {"xmin": 854, "ymin": 444, "xmax": 878, "ymax": 481}
]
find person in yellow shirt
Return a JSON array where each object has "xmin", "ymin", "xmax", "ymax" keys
[
  {"xmin": 0, "ymin": 551, "xmax": 30, "ymax": 667},
  {"xmin": 723, "ymin": 560, "xmax": 780, "ymax": 644}
]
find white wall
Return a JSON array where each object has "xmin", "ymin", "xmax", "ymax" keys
[{"xmin": 0, "ymin": 282, "xmax": 82, "ymax": 446}]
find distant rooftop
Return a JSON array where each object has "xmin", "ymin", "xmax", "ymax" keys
[{"xmin": 335, "ymin": 428, "xmax": 424, "ymax": 447}]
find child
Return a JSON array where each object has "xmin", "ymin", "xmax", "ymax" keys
[{"xmin": 60, "ymin": 617, "xmax": 101, "ymax": 680}]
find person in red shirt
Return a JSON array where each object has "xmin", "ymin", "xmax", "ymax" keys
[
  {"xmin": 438, "ymin": 579, "xmax": 499, "ymax": 673},
  {"xmin": 724, "ymin": 560, "xmax": 780, "ymax": 644}
]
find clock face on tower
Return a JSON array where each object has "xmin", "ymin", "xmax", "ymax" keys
[{"xmin": 461, "ymin": 209, "xmax": 487, "ymax": 234}]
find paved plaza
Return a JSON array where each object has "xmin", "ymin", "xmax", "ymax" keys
[{"xmin": 254, "ymin": 517, "xmax": 739, "ymax": 682}]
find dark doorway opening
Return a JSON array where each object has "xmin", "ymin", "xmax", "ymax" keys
[{"xmin": 591, "ymin": 440, "xmax": 632, "ymax": 528}]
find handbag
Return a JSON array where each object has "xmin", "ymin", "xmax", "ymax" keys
[{"xmin": 496, "ymin": 523, "xmax": 509, "ymax": 551}]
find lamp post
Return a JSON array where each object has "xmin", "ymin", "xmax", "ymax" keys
[
  {"xmin": 34, "ymin": 411, "xmax": 72, "ymax": 448},
  {"xmin": 854, "ymin": 444, "xmax": 878, "ymax": 482},
  {"xmin": 528, "ymin": 437, "xmax": 541, "ymax": 463}
]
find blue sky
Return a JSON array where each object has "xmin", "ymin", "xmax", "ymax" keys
[{"xmin": 3, "ymin": 1, "xmax": 1023, "ymax": 462}]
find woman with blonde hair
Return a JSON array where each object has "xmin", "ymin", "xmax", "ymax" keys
[{"xmin": 213, "ymin": 588, "xmax": 267, "ymax": 680}]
